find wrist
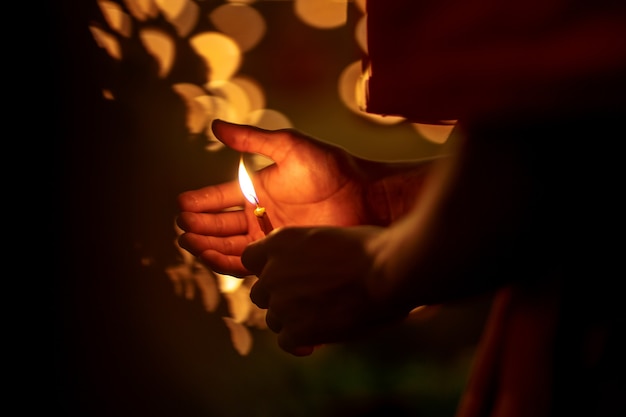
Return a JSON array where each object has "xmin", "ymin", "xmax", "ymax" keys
[{"xmin": 364, "ymin": 161, "xmax": 433, "ymax": 226}]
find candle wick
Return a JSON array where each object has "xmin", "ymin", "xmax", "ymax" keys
[{"xmin": 253, "ymin": 196, "xmax": 259, "ymax": 206}]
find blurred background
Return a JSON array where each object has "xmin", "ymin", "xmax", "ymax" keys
[{"xmin": 54, "ymin": 1, "xmax": 490, "ymax": 416}]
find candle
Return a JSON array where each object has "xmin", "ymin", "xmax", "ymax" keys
[{"xmin": 238, "ymin": 155, "xmax": 274, "ymax": 235}]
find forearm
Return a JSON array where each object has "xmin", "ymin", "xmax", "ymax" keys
[
  {"xmin": 369, "ymin": 125, "xmax": 537, "ymax": 313},
  {"xmin": 361, "ymin": 157, "xmax": 442, "ymax": 226}
]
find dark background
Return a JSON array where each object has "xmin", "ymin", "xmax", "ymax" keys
[{"xmin": 53, "ymin": 1, "xmax": 489, "ymax": 416}]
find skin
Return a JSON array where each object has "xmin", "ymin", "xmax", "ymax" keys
[
  {"xmin": 177, "ymin": 119, "xmax": 532, "ymax": 356},
  {"xmin": 177, "ymin": 119, "xmax": 432, "ymax": 277}
]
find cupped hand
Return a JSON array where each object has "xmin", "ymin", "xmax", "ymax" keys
[
  {"xmin": 177, "ymin": 120, "xmax": 381, "ymax": 277},
  {"xmin": 241, "ymin": 225, "xmax": 409, "ymax": 356}
]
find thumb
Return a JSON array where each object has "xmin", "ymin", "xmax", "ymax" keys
[
  {"xmin": 241, "ymin": 227, "xmax": 296, "ymax": 274},
  {"xmin": 211, "ymin": 119, "xmax": 294, "ymax": 161},
  {"xmin": 241, "ymin": 237, "xmax": 270, "ymax": 276}
]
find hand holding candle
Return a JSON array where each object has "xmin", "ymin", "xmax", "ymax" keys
[
  {"xmin": 238, "ymin": 155, "xmax": 274, "ymax": 235},
  {"xmin": 177, "ymin": 120, "xmax": 423, "ymax": 277},
  {"xmin": 173, "ymin": 0, "xmax": 624, "ymax": 405},
  {"xmin": 176, "ymin": 121, "xmax": 440, "ymax": 356}
]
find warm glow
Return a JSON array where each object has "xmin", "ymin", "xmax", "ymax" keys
[
  {"xmin": 89, "ymin": 25, "xmax": 122, "ymax": 60},
  {"xmin": 139, "ymin": 28, "xmax": 175, "ymax": 78},
  {"xmin": 354, "ymin": 0, "xmax": 366, "ymax": 13},
  {"xmin": 338, "ymin": 61, "xmax": 404, "ymax": 125},
  {"xmin": 195, "ymin": 95, "xmax": 237, "ymax": 123},
  {"xmin": 224, "ymin": 288, "xmax": 252, "ymax": 324},
  {"xmin": 412, "ymin": 122, "xmax": 456, "ymax": 145},
  {"xmin": 186, "ymin": 97, "xmax": 209, "ymax": 134},
  {"xmin": 102, "ymin": 89, "xmax": 114, "ymax": 100},
  {"xmin": 172, "ymin": 82, "xmax": 206, "ymax": 100},
  {"xmin": 210, "ymin": 3, "xmax": 267, "ymax": 52},
  {"xmin": 238, "ymin": 156, "xmax": 258, "ymax": 205},
  {"xmin": 222, "ymin": 317, "xmax": 253, "ymax": 356},
  {"xmin": 154, "ymin": 0, "xmax": 186, "ymax": 20},
  {"xmin": 207, "ymin": 79, "xmax": 252, "ymax": 123},
  {"xmin": 231, "ymin": 76, "xmax": 266, "ymax": 113},
  {"xmin": 193, "ymin": 95, "xmax": 237, "ymax": 149},
  {"xmin": 245, "ymin": 108, "xmax": 292, "ymax": 131},
  {"xmin": 90, "ymin": 0, "xmax": 440, "ymax": 357},
  {"xmin": 216, "ymin": 272, "xmax": 244, "ymax": 293},
  {"xmin": 172, "ymin": 83, "xmax": 209, "ymax": 133},
  {"xmin": 155, "ymin": 0, "xmax": 199, "ymax": 37},
  {"xmin": 295, "ymin": 0, "xmax": 348, "ymax": 29},
  {"xmin": 354, "ymin": 15, "xmax": 367, "ymax": 53},
  {"xmin": 189, "ymin": 32, "xmax": 242, "ymax": 82},
  {"xmin": 98, "ymin": 0, "xmax": 132, "ymax": 38},
  {"xmin": 123, "ymin": 0, "xmax": 159, "ymax": 21}
]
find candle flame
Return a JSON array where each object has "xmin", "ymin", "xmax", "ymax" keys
[{"xmin": 238, "ymin": 155, "xmax": 259, "ymax": 205}]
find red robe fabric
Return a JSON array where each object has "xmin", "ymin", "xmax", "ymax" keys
[
  {"xmin": 364, "ymin": 2, "xmax": 625, "ymax": 416},
  {"xmin": 365, "ymin": 0, "xmax": 626, "ymax": 123}
]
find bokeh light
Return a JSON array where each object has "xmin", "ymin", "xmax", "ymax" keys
[
  {"xmin": 155, "ymin": 0, "xmax": 199, "ymax": 37},
  {"xmin": 412, "ymin": 122, "xmax": 456, "ymax": 145},
  {"xmin": 98, "ymin": 0, "xmax": 133, "ymax": 37},
  {"xmin": 354, "ymin": 0, "xmax": 366, "ymax": 13},
  {"xmin": 171, "ymin": 82, "xmax": 210, "ymax": 134},
  {"xmin": 230, "ymin": 75, "xmax": 266, "ymax": 114},
  {"xmin": 245, "ymin": 108, "xmax": 292, "ymax": 130},
  {"xmin": 59, "ymin": 3, "xmax": 481, "ymax": 416},
  {"xmin": 294, "ymin": 0, "xmax": 348, "ymax": 29},
  {"xmin": 216, "ymin": 272, "xmax": 244, "ymax": 294},
  {"xmin": 123, "ymin": 0, "xmax": 159, "ymax": 21},
  {"xmin": 190, "ymin": 32, "xmax": 242, "ymax": 82},
  {"xmin": 207, "ymin": 79, "xmax": 253, "ymax": 122},
  {"xmin": 86, "ymin": 0, "xmax": 450, "ymax": 358},
  {"xmin": 89, "ymin": 25, "xmax": 122, "ymax": 60},
  {"xmin": 210, "ymin": 3, "xmax": 267, "ymax": 52},
  {"xmin": 338, "ymin": 60, "xmax": 404, "ymax": 125},
  {"xmin": 354, "ymin": 13, "xmax": 367, "ymax": 53},
  {"xmin": 139, "ymin": 28, "xmax": 175, "ymax": 78}
]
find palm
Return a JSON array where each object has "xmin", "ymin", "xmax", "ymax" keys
[
  {"xmin": 252, "ymin": 136, "xmax": 368, "ymax": 228},
  {"xmin": 177, "ymin": 121, "xmax": 385, "ymax": 276}
]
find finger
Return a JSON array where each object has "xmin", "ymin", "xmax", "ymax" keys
[
  {"xmin": 264, "ymin": 309, "xmax": 282, "ymax": 333},
  {"xmin": 241, "ymin": 238, "xmax": 270, "ymax": 275},
  {"xmin": 241, "ymin": 226, "xmax": 305, "ymax": 268},
  {"xmin": 177, "ymin": 211, "xmax": 248, "ymax": 236},
  {"xmin": 291, "ymin": 346, "xmax": 315, "ymax": 357},
  {"xmin": 178, "ymin": 233, "xmax": 252, "ymax": 258},
  {"xmin": 249, "ymin": 280, "xmax": 270, "ymax": 308},
  {"xmin": 177, "ymin": 180, "xmax": 244, "ymax": 212},
  {"xmin": 211, "ymin": 119, "xmax": 296, "ymax": 163},
  {"xmin": 198, "ymin": 250, "xmax": 250, "ymax": 277},
  {"xmin": 277, "ymin": 332, "xmax": 315, "ymax": 357}
]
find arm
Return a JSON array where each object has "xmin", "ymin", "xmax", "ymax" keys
[
  {"xmin": 369, "ymin": 122, "xmax": 535, "ymax": 311},
  {"xmin": 242, "ymin": 121, "xmax": 537, "ymax": 355},
  {"xmin": 176, "ymin": 119, "xmax": 435, "ymax": 277}
]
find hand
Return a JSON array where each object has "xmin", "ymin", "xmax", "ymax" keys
[
  {"xmin": 241, "ymin": 225, "xmax": 410, "ymax": 356},
  {"xmin": 177, "ymin": 119, "xmax": 404, "ymax": 277}
]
